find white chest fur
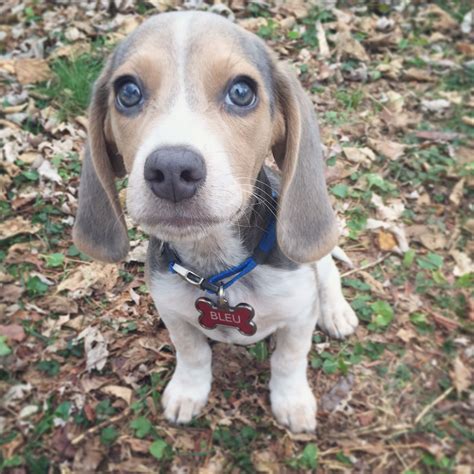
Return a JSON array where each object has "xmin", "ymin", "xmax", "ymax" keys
[{"xmin": 149, "ymin": 262, "xmax": 317, "ymax": 345}]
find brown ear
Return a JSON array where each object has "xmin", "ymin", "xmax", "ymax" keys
[
  {"xmin": 272, "ymin": 63, "xmax": 338, "ymax": 263},
  {"xmin": 72, "ymin": 60, "xmax": 129, "ymax": 263}
]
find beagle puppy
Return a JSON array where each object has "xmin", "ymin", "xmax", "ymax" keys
[{"xmin": 73, "ymin": 10, "xmax": 358, "ymax": 433}]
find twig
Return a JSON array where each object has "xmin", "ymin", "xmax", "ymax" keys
[
  {"xmin": 414, "ymin": 387, "xmax": 453, "ymax": 425},
  {"xmin": 70, "ymin": 408, "xmax": 131, "ymax": 446},
  {"xmin": 341, "ymin": 253, "xmax": 392, "ymax": 278}
]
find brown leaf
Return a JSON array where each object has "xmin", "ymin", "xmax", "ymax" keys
[
  {"xmin": 0, "ymin": 216, "xmax": 41, "ymax": 240},
  {"xmin": 252, "ymin": 450, "xmax": 280, "ymax": 473},
  {"xmin": 123, "ymin": 437, "xmax": 152, "ymax": 454},
  {"xmin": 73, "ymin": 439, "xmax": 104, "ymax": 472},
  {"xmin": 430, "ymin": 312, "xmax": 459, "ymax": 331},
  {"xmin": 461, "ymin": 116, "xmax": 474, "ymax": 127},
  {"xmin": 101, "ymin": 385, "xmax": 133, "ymax": 405},
  {"xmin": 368, "ymin": 138, "xmax": 405, "ymax": 161},
  {"xmin": 419, "ymin": 228, "xmax": 447, "ymax": 251},
  {"xmin": 343, "ymin": 147, "xmax": 375, "ymax": 166},
  {"xmin": 40, "ymin": 295, "xmax": 78, "ymax": 314},
  {"xmin": 320, "ymin": 374, "xmax": 354, "ymax": 412},
  {"xmin": 396, "ymin": 327, "xmax": 416, "ymax": 343},
  {"xmin": 449, "ymin": 178, "xmax": 465, "ymax": 207},
  {"xmin": 57, "ymin": 262, "xmax": 119, "ymax": 294},
  {"xmin": 456, "ymin": 42, "xmax": 474, "ymax": 57},
  {"xmin": 450, "ymin": 250, "xmax": 474, "ymax": 277},
  {"xmin": 419, "ymin": 4, "xmax": 458, "ymax": 32},
  {"xmin": 336, "ymin": 24, "xmax": 370, "ymax": 62},
  {"xmin": 415, "ymin": 130, "xmax": 461, "ymax": 142},
  {"xmin": 404, "ymin": 68, "xmax": 436, "ymax": 82},
  {"xmin": 77, "ymin": 326, "xmax": 109, "ymax": 372},
  {"xmin": 0, "ymin": 284, "xmax": 24, "ymax": 303},
  {"xmin": 450, "ymin": 357, "xmax": 470, "ymax": 394},
  {"xmin": 357, "ymin": 410, "xmax": 375, "ymax": 426},
  {"xmin": 14, "ymin": 58, "xmax": 51, "ymax": 85},
  {"xmin": 377, "ymin": 230, "xmax": 398, "ymax": 251},
  {"xmin": 0, "ymin": 324, "xmax": 25, "ymax": 342},
  {"xmin": 50, "ymin": 42, "xmax": 91, "ymax": 59}
]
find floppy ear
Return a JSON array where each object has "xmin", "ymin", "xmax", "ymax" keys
[
  {"xmin": 272, "ymin": 63, "xmax": 339, "ymax": 264},
  {"xmin": 72, "ymin": 60, "xmax": 129, "ymax": 263}
]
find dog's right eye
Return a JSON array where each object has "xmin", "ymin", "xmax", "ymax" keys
[{"xmin": 116, "ymin": 81, "xmax": 143, "ymax": 108}]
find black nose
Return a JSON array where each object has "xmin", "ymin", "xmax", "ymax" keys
[{"xmin": 144, "ymin": 146, "xmax": 206, "ymax": 203}]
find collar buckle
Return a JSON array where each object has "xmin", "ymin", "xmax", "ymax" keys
[{"xmin": 171, "ymin": 263, "xmax": 204, "ymax": 287}]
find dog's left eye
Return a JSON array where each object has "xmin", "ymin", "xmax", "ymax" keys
[
  {"xmin": 226, "ymin": 79, "xmax": 256, "ymax": 108},
  {"xmin": 116, "ymin": 81, "xmax": 143, "ymax": 108}
]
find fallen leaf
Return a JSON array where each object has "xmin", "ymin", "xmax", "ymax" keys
[
  {"xmin": 0, "ymin": 216, "xmax": 41, "ymax": 240},
  {"xmin": 320, "ymin": 374, "xmax": 354, "ymax": 412},
  {"xmin": 123, "ymin": 437, "xmax": 152, "ymax": 454},
  {"xmin": 414, "ymin": 130, "xmax": 461, "ymax": 141},
  {"xmin": 419, "ymin": 229, "xmax": 447, "ymax": 251},
  {"xmin": 73, "ymin": 438, "xmax": 104, "ymax": 472},
  {"xmin": 343, "ymin": 146, "xmax": 375, "ymax": 166},
  {"xmin": 101, "ymin": 385, "xmax": 133, "ymax": 405},
  {"xmin": 0, "ymin": 324, "xmax": 26, "ymax": 342},
  {"xmin": 404, "ymin": 68, "xmax": 436, "ymax": 82},
  {"xmin": 371, "ymin": 193, "xmax": 405, "ymax": 221},
  {"xmin": 450, "ymin": 357, "xmax": 470, "ymax": 394},
  {"xmin": 430, "ymin": 312, "xmax": 459, "ymax": 331},
  {"xmin": 14, "ymin": 58, "xmax": 51, "ymax": 85},
  {"xmin": 316, "ymin": 20, "xmax": 330, "ymax": 58},
  {"xmin": 18, "ymin": 151, "xmax": 42, "ymax": 164},
  {"xmin": 42, "ymin": 315, "xmax": 70, "ymax": 338},
  {"xmin": 0, "ymin": 284, "xmax": 24, "ymax": 303},
  {"xmin": 57, "ymin": 262, "xmax": 119, "ymax": 294},
  {"xmin": 37, "ymin": 160, "xmax": 62, "ymax": 184},
  {"xmin": 336, "ymin": 24, "xmax": 369, "ymax": 62},
  {"xmin": 368, "ymin": 138, "xmax": 405, "ymax": 160},
  {"xmin": 41, "ymin": 295, "xmax": 78, "ymax": 314},
  {"xmin": 366, "ymin": 219, "xmax": 409, "ymax": 253},
  {"xmin": 2, "ymin": 383, "xmax": 33, "ymax": 407},
  {"xmin": 377, "ymin": 230, "xmax": 398, "ymax": 251},
  {"xmin": 77, "ymin": 326, "xmax": 109, "ymax": 372},
  {"xmin": 461, "ymin": 116, "xmax": 474, "ymax": 127},
  {"xmin": 450, "ymin": 250, "xmax": 474, "ymax": 277},
  {"xmin": 419, "ymin": 4, "xmax": 458, "ymax": 32},
  {"xmin": 251, "ymin": 450, "xmax": 280, "ymax": 473},
  {"xmin": 397, "ymin": 327, "xmax": 416, "ymax": 343},
  {"xmin": 461, "ymin": 10, "xmax": 473, "ymax": 34},
  {"xmin": 421, "ymin": 99, "xmax": 451, "ymax": 114}
]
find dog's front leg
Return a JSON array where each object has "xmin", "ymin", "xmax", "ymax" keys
[
  {"xmin": 269, "ymin": 315, "xmax": 317, "ymax": 433},
  {"xmin": 161, "ymin": 317, "xmax": 212, "ymax": 424},
  {"xmin": 316, "ymin": 254, "xmax": 358, "ymax": 339}
]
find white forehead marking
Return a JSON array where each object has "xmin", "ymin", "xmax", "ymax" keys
[
  {"xmin": 173, "ymin": 14, "xmax": 191, "ymax": 100},
  {"xmin": 127, "ymin": 14, "xmax": 243, "ymax": 226}
]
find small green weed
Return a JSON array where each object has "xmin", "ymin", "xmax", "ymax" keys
[{"xmin": 36, "ymin": 53, "xmax": 104, "ymax": 120}]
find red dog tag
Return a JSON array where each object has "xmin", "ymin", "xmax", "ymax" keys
[{"xmin": 195, "ymin": 297, "xmax": 257, "ymax": 336}]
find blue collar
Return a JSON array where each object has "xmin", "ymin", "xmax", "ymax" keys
[{"xmin": 163, "ymin": 216, "xmax": 277, "ymax": 295}]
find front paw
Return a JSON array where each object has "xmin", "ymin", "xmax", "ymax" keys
[
  {"xmin": 162, "ymin": 375, "xmax": 210, "ymax": 424},
  {"xmin": 270, "ymin": 383, "xmax": 317, "ymax": 433},
  {"xmin": 318, "ymin": 297, "xmax": 358, "ymax": 339}
]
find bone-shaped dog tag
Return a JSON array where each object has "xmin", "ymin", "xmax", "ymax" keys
[{"xmin": 195, "ymin": 297, "xmax": 257, "ymax": 336}]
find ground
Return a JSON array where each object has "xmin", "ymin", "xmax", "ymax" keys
[{"xmin": 0, "ymin": 0, "xmax": 473, "ymax": 473}]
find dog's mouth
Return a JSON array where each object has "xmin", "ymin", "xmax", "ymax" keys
[{"xmin": 136, "ymin": 206, "xmax": 245, "ymax": 242}]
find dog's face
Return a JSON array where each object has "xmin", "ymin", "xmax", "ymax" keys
[
  {"xmin": 113, "ymin": 14, "xmax": 279, "ymax": 240},
  {"xmin": 73, "ymin": 11, "xmax": 338, "ymax": 264}
]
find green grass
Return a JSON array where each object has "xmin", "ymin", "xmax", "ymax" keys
[{"xmin": 36, "ymin": 53, "xmax": 105, "ymax": 120}]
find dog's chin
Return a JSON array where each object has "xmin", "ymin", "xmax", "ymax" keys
[{"xmin": 139, "ymin": 216, "xmax": 235, "ymax": 243}]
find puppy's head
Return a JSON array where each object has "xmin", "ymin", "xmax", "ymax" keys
[{"xmin": 73, "ymin": 11, "xmax": 338, "ymax": 264}]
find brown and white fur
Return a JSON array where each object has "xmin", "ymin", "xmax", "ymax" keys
[{"xmin": 73, "ymin": 11, "xmax": 358, "ymax": 433}]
